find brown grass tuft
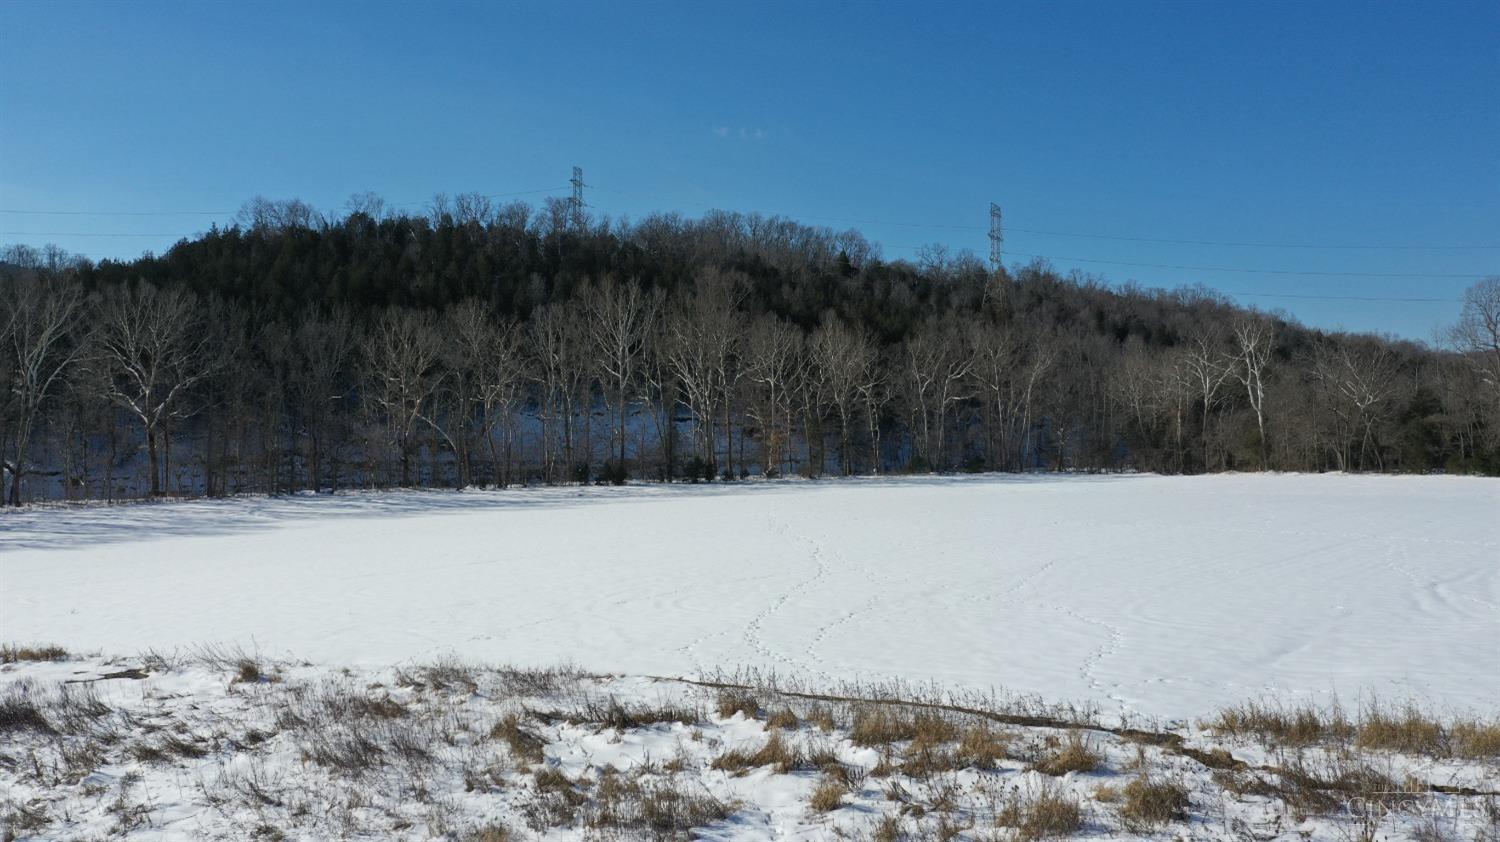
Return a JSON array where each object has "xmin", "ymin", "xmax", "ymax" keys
[
  {"xmin": 850, "ymin": 705, "xmax": 956, "ymax": 748},
  {"xmin": 0, "ymin": 644, "xmax": 69, "ymax": 664},
  {"xmin": 1032, "ymin": 731, "xmax": 1101, "ymax": 776},
  {"xmin": 491, "ymin": 713, "xmax": 545, "ymax": 765},
  {"xmin": 998, "ymin": 782, "xmax": 1084, "ymax": 840},
  {"xmin": 1356, "ymin": 702, "xmax": 1445, "ymax": 755},
  {"xmin": 712, "ymin": 729, "xmax": 802, "ymax": 774},
  {"xmin": 1453, "ymin": 718, "xmax": 1500, "ymax": 759},
  {"xmin": 767, "ymin": 707, "xmax": 799, "ymax": 729},
  {"xmin": 1208, "ymin": 700, "xmax": 1351, "ymax": 748},
  {"xmin": 808, "ymin": 775, "xmax": 848, "ymax": 813},
  {"xmin": 1119, "ymin": 775, "xmax": 1190, "ymax": 830},
  {"xmin": 715, "ymin": 689, "xmax": 759, "ymax": 720}
]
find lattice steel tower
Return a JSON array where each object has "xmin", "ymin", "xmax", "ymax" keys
[
  {"xmin": 989, "ymin": 202, "xmax": 1003, "ymax": 272},
  {"xmin": 570, "ymin": 166, "xmax": 586, "ymax": 231}
]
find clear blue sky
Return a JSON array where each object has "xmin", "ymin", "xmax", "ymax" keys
[{"xmin": 2, "ymin": 0, "xmax": 1495, "ymax": 339}]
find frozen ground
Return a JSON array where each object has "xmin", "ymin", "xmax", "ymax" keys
[
  {"xmin": 3, "ymin": 653, "xmax": 1498, "ymax": 841},
  {"xmin": 2, "ymin": 474, "xmax": 1497, "ymax": 721}
]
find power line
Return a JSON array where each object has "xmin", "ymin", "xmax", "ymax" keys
[
  {"xmin": 0, "ymin": 186, "xmax": 567, "ymax": 217},
  {"xmin": 590, "ymin": 184, "xmax": 1500, "ymax": 251},
  {"xmin": 1006, "ymin": 227, "xmax": 1500, "ymax": 251},
  {"xmin": 1224, "ymin": 291, "xmax": 1460, "ymax": 303},
  {"xmin": 1000, "ymin": 250, "xmax": 1490, "ymax": 280},
  {"xmin": 1, "ymin": 232, "xmax": 195, "ymax": 237}
]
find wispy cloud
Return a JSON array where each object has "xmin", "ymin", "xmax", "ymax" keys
[{"xmin": 712, "ymin": 126, "xmax": 767, "ymax": 141}]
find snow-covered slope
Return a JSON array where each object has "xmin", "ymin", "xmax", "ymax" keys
[{"xmin": 3, "ymin": 474, "xmax": 1496, "ymax": 720}]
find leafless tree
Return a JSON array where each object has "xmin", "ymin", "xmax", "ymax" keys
[
  {"xmin": 1180, "ymin": 331, "xmax": 1235, "ymax": 471},
  {"xmin": 1, "ymin": 273, "xmax": 84, "ymax": 504},
  {"xmin": 1449, "ymin": 277, "xmax": 1500, "ymax": 444},
  {"xmin": 91, "ymin": 283, "xmax": 216, "ymax": 496},
  {"xmin": 530, "ymin": 300, "xmax": 590, "ymax": 482},
  {"xmin": 1231, "ymin": 317, "xmax": 1275, "ymax": 469},
  {"xmin": 582, "ymin": 276, "xmax": 661, "ymax": 476},
  {"xmin": 665, "ymin": 270, "xmax": 744, "ymax": 475},
  {"xmin": 811, "ymin": 316, "xmax": 876, "ymax": 474},
  {"xmin": 903, "ymin": 317, "xmax": 975, "ymax": 470},
  {"xmin": 1309, "ymin": 337, "xmax": 1402, "ymax": 471},
  {"xmin": 365, "ymin": 308, "xmax": 444, "ymax": 486},
  {"xmin": 289, "ymin": 309, "xmax": 356, "ymax": 492},
  {"xmin": 743, "ymin": 316, "xmax": 803, "ymax": 477},
  {"xmin": 448, "ymin": 300, "xmax": 525, "ymax": 487}
]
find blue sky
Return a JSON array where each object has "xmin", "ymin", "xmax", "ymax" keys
[{"xmin": 1, "ymin": 0, "xmax": 1495, "ymax": 339}]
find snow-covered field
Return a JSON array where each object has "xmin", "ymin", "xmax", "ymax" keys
[{"xmin": 4, "ymin": 473, "xmax": 1496, "ymax": 721}]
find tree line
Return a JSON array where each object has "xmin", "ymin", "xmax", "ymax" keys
[{"xmin": 2, "ymin": 194, "xmax": 1497, "ymax": 504}]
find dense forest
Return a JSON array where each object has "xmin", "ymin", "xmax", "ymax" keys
[{"xmin": 3, "ymin": 194, "xmax": 1498, "ymax": 504}]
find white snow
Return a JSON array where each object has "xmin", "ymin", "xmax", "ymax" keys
[{"xmin": 3, "ymin": 473, "xmax": 1497, "ymax": 721}]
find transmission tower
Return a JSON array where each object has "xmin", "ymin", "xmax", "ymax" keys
[
  {"xmin": 570, "ymin": 166, "xmax": 586, "ymax": 231},
  {"xmin": 988, "ymin": 202, "xmax": 1003, "ymax": 272}
]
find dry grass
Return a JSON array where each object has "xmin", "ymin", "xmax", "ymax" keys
[
  {"xmin": 715, "ymin": 689, "xmax": 759, "ymax": 719},
  {"xmin": 1119, "ymin": 774, "xmax": 1190, "ymax": 830},
  {"xmin": 1453, "ymin": 718, "xmax": 1500, "ymax": 759},
  {"xmin": 805, "ymin": 704, "xmax": 836, "ymax": 732},
  {"xmin": 1031, "ymin": 731, "xmax": 1101, "ymax": 776},
  {"xmin": 568, "ymin": 696, "xmax": 699, "ymax": 730},
  {"xmin": 0, "ymin": 644, "xmax": 69, "ymax": 664},
  {"xmin": 850, "ymin": 705, "xmax": 956, "ymax": 748},
  {"xmin": 130, "ymin": 732, "xmax": 210, "ymax": 763},
  {"xmin": 954, "ymin": 723, "xmax": 1011, "ymax": 769},
  {"xmin": 462, "ymin": 824, "xmax": 512, "ymax": 842},
  {"xmin": 767, "ymin": 707, "xmax": 800, "ymax": 729},
  {"xmin": 712, "ymin": 729, "xmax": 803, "ymax": 774},
  {"xmin": 809, "ymin": 775, "xmax": 849, "ymax": 812},
  {"xmin": 491, "ymin": 713, "xmax": 545, "ymax": 765},
  {"xmin": 1208, "ymin": 700, "xmax": 1350, "ymax": 747},
  {"xmin": 997, "ymin": 782, "xmax": 1084, "ymax": 840},
  {"xmin": 1211, "ymin": 697, "xmax": 1500, "ymax": 760},
  {"xmin": 1356, "ymin": 701, "xmax": 1446, "ymax": 755},
  {"xmin": 586, "ymin": 771, "xmax": 737, "ymax": 836},
  {"xmin": 871, "ymin": 815, "xmax": 903, "ymax": 842}
]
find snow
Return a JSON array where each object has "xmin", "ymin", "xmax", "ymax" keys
[{"xmin": 3, "ymin": 473, "xmax": 1497, "ymax": 721}]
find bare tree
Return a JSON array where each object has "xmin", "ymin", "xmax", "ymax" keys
[
  {"xmin": 1231, "ymin": 317, "xmax": 1275, "ymax": 469},
  {"xmin": 903, "ymin": 317, "xmax": 975, "ymax": 470},
  {"xmin": 1449, "ymin": 277, "xmax": 1500, "ymax": 444},
  {"xmin": 1180, "ymin": 331, "xmax": 1235, "ymax": 471},
  {"xmin": 92, "ymin": 284, "xmax": 215, "ymax": 496},
  {"xmin": 1309, "ymin": 337, "xmax": 1402, "ymax": 471},
  {"xmin": 810, "ymin": 316, "xmax": 876, "ymax": 474},
  {"xmin": 582, "ymin": 276, "xmax": 660, "ymax": 477},
  {"xmin": 289, "ymin": 309, "xmax": 356, "ymax": 492},
  {"xmin": 365, "ymin": 308, "xmax": 444, "ymax": 487},
  {"xmin": 530, "ymin": 299, "xmax": 591, "ymax": 481},
  {"xmin": 743, "ymin": 316, "xmax": 803, "ymax": 477},
  {"xmin": 665, "ymin": 270, "xmax": 745, "ymax": 475},
  {"xmin": 1, "ymin": 273, "xmax": 84, "ymax": 504},
  {"xmin": 448, "ymin": 300, "xmax": 525, "ymax": 487}
]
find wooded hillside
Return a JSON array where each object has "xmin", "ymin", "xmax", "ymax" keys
[{"xmin": 3, "ymin": 195, "xmax": 1497, "ymax": 503}]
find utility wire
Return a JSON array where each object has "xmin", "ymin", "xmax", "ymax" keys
[
  {"xmin": 1000, "ymin": 250, "xmax": 1489, "ymax": 280},
  {"xmin": 592, "ymin": 184, "xmax": 1500, "ymax": 251},
  {"xmin": 0, "ymin": 186, "xmax": 567, "ymax": 217}
]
